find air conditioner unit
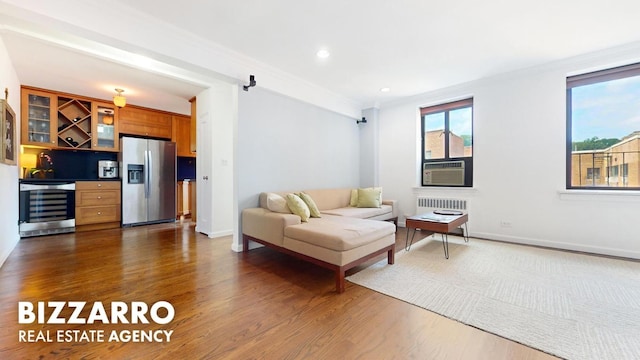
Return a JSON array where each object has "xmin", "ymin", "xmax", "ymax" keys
[{"xmin": 423, "ymin": 161, "xmax": 465, "ymax": 186}]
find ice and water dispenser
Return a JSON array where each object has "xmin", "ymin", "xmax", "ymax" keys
[{"xmin": 127, "ymin": 164, "xmax": 144, "ymax": 184}]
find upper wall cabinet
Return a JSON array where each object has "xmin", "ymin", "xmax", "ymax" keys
[
  {"xmin": 21, "ymin": 86, "xmax": 188, "ymax": 151},
  {"xmin": 21, "ymin": 88, "xmax": 57, "ymax": 147},
  {"xmin": 118, "ymin": 106, "xmax": 172, "ymax": 139},
  {"xmin": 92, "ymin": 102, "xmax": 119, "ymax": 152},
  {"xmin": 172, "ymin": 114, "xmax": 195, "ymax": 157},
  {"xmin": 20, "ymin": 87, "xmax": 120, "ymax": 152}
]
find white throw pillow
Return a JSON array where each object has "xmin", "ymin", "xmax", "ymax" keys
[{"xmin": 266, "ymin": 193, "xmax": 290, "ymax": 213}]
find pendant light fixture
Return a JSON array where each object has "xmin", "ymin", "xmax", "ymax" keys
[
  {"xmin": 102, "ymin": 109, "xmax": 114, "ymax": 125},
  {"xmin": 113, "ymin": 88, "xmax": 126, "ymax": 108}
]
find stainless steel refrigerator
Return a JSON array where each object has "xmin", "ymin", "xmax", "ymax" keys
[{"xmin": 119, "ymin": 136, "xmax": 176, "ymax": 226}]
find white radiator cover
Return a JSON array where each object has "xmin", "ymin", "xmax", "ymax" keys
[{"xmin": 416, "ymin": 196, "xmax": 468, "ymax": 214}]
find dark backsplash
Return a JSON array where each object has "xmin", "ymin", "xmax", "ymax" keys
[
  {"xmin": 177, "ymin": 157, "xmax": 196, "ymax": 180},
  {"xmin": 26, "ymin": 150, "xmax": 196, "ymax": 181},
  {"xmin": 28, "ymin": 150, "xmax": 117, "ymax": 180}
]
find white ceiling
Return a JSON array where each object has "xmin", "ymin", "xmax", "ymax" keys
[
  {"xmin": 4, "ymin": 0, "xmax": 640, "ymax": 113},
  {"xmin": 3, "ymin": 32, "xmax": 205, "ymax": 114}
]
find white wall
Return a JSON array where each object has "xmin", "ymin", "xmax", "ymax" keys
[
  {"xmin": 236, "ymin": 87, "xmax": 360, "ymax": 250},
  {"xmin": 379, "ymin": 43, "xmax": 640, "ymax": 259},
  {"xmin": 0, "ymin": 36, "xmax": 21, "ymax": 267}
]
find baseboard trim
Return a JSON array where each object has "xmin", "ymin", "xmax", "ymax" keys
[
  {"xmin": 471, "ymin": 231, "xmax": 640, "ymax": 261},
  {"xmin": 0, "ymin": 236, "xmax": 20, "ymax": 269},
  {"xmin": 398, "ymin": 220, "xmax": 640, "ymax": 260},
  {"xmin": 197, "ymin": 229, "xmax": 233, "ymax": 239}
]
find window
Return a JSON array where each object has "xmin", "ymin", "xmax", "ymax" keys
[
  {"xmin": 586, "ymin": 168, "xmax": 600, "ymax": 180},
  {"xmin": 567, "ymin": 63, "xmax": 640, "ymax": 189},
  {"xmin": 420, "ymin": 98, "xmax": 473, "ymax": 187}
]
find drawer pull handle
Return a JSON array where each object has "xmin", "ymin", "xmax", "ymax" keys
[
  {"xmin": 97, "ymin": 196, "xmax": 102, "ymax": 199},
  {"xmin": 97, "ymin": 184, "xmax": 102, "ymax": 187},
  {"xmin": 97, "ymin": 212, "xmax": 102, "ymax": 215}
]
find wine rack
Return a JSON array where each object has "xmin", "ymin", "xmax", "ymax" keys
[{"xmin": 57, "ymin": 97, "xmax": 92, "ymax": 149}]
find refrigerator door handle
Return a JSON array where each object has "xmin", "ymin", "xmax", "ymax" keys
[{"xmin": 145, "ymin": 150, "xmax": 152, "ymax": 198}]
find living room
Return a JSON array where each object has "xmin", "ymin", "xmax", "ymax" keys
[{"xmin": 1, "ymin": 1, "xmax": 640, "ymax": 359}]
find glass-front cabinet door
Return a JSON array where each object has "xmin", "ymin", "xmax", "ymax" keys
[
  {"xmin": 92, "ymin": 102, "xmax": 119, "ymax": 152},
  {"xmin": 21, "ymin": 89, "xmax": 57, "ymax": 147}
]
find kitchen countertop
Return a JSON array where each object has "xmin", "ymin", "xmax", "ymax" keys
[{"xmin": 20, "ymin": 178, "xmax": 122, "ymax": 183}]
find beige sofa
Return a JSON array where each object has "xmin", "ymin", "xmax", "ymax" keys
[{"xmin": 242, "ymin": 188, "xmax": 398, "ymax": 293}]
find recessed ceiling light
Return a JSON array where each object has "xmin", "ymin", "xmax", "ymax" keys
[
  {"xmin": 316, "ymin": 49, "xmax": 330, "ymax": 59},
  {"xmin": 380, "ymin": 87, "xmax": 391, "ymax": 92}
]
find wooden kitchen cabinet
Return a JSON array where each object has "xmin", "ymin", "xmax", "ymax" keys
[
  {"xmin": 21, "ymin": 88, "xmax": 57, "ymax": 147},
  {"xmin": 21, "ymin": 87, "xmax": 120, "ymax": 152},
  {"xmin": 172, "ymin": 114, "xmax": 195, "ymax": 157},
  {"xmin": 177, "ymin": 180, "xmax": 196, "ymax": 219},
  {"xmin": 75, "ymin": 181, "xmax": 121, "ymax": 231},
  {"xmin": 118, "ymin": 105, "xmax": 172, "ymax": 139},
  {"xmin": 91, "ymin": 101, "xmax": 119, "ymax": 152}
]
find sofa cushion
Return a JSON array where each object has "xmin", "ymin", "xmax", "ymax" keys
[
  {"xmin": 299, "ymin": 192, "xmax": 322, "ymax": 218},
  {"xmin": 242, "ymin": 208, "xmax": 301, "ymax": 247},
  {"xmin": 284, "ymin": 215, "xmax": 395, "ymax": 252},
  {"xmin": 302, "ymin": 189, "xmax": 351, "ymax": 211},
  {"xmin": 357, "ymin": 187, "xmax": 382, "ymax": 208},
  {"xmin": 321, "ymin": 205, "xmax": 392, "ymax": 219},
  {"xmin": 284, "ymin": 233, "xmax": 395, "ymax": 266},
  {"xmin": 286, "ymin": 193, "xmax": 310, "ymax": 222}
]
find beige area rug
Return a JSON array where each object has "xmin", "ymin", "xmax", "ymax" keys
[{"xmin": 346, "ymin": 235, "xmax": 640, "ymax": 360}]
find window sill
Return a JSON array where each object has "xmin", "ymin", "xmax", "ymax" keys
[
  {"xmin": 413, "ymin": 186, "xmax": 479, "ymax": 195},
  {"xmin": 558, "ymin": 189, "xmax": 640, "ymax": 202}
]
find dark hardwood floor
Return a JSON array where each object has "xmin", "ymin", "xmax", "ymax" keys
[{"xmin": 0, "ymin": 222, "xmax": 557, "ymax": 359}]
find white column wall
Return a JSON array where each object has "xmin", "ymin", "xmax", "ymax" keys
[{"xmin": 359, "ymin": 107, "xmax": 379, "ymax": 188}]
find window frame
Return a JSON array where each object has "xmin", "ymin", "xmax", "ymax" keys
[
  {"xmin": 420, "ymin": 98, "xmax": 474, "ymax": 187},
  {"xmin": 566, "ymin": 62, "xmax": 640, "ymax": 190}
]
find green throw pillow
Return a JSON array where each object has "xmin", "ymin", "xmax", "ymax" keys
[
  {"xmin": 350, "ymin": 189, "xmax": 358, "ymax": 207},
  {"xmin": 299, "ymin": 192, "xmax": 322, "ymax": 218},
  {"xmin": 357, "ymin": 187, "xmax": 382, "ymax": 208},
  {"xmin": 286, "ymin": 193, "xmax": 310, "ymax": 222}
]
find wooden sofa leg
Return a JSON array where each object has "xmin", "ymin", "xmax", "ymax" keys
[
  {"xmin": 388, "ymin": 248, "xmax": 395, "ymax": 265},
  {"xmin": 335, "ymin": 268, "xmax": 346, "ymax": 293},
  {"xmin": 242, "ymin": 234, "xmax": 249, "ymax": 252}
]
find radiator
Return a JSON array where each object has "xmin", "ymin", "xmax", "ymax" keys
[{"xmin": 416, "ymin": 196, "xmax": 468, "ymax": 214}]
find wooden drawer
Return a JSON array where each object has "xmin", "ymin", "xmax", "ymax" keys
[
  {"xmin": 76, "ymin": 205, "xmax": 120, "ymax": 225},
  {"xmin": 76, "ymin": 181, "xmax": 121, "ymax": 191},
  {"xmin": 76, "ymin": 190, "xmax": 120, "ymax": 207}
]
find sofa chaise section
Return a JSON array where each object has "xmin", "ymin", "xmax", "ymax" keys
[{"xmin": 242, "ymin": 189, "xmax": 398, "ymax": 293}]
